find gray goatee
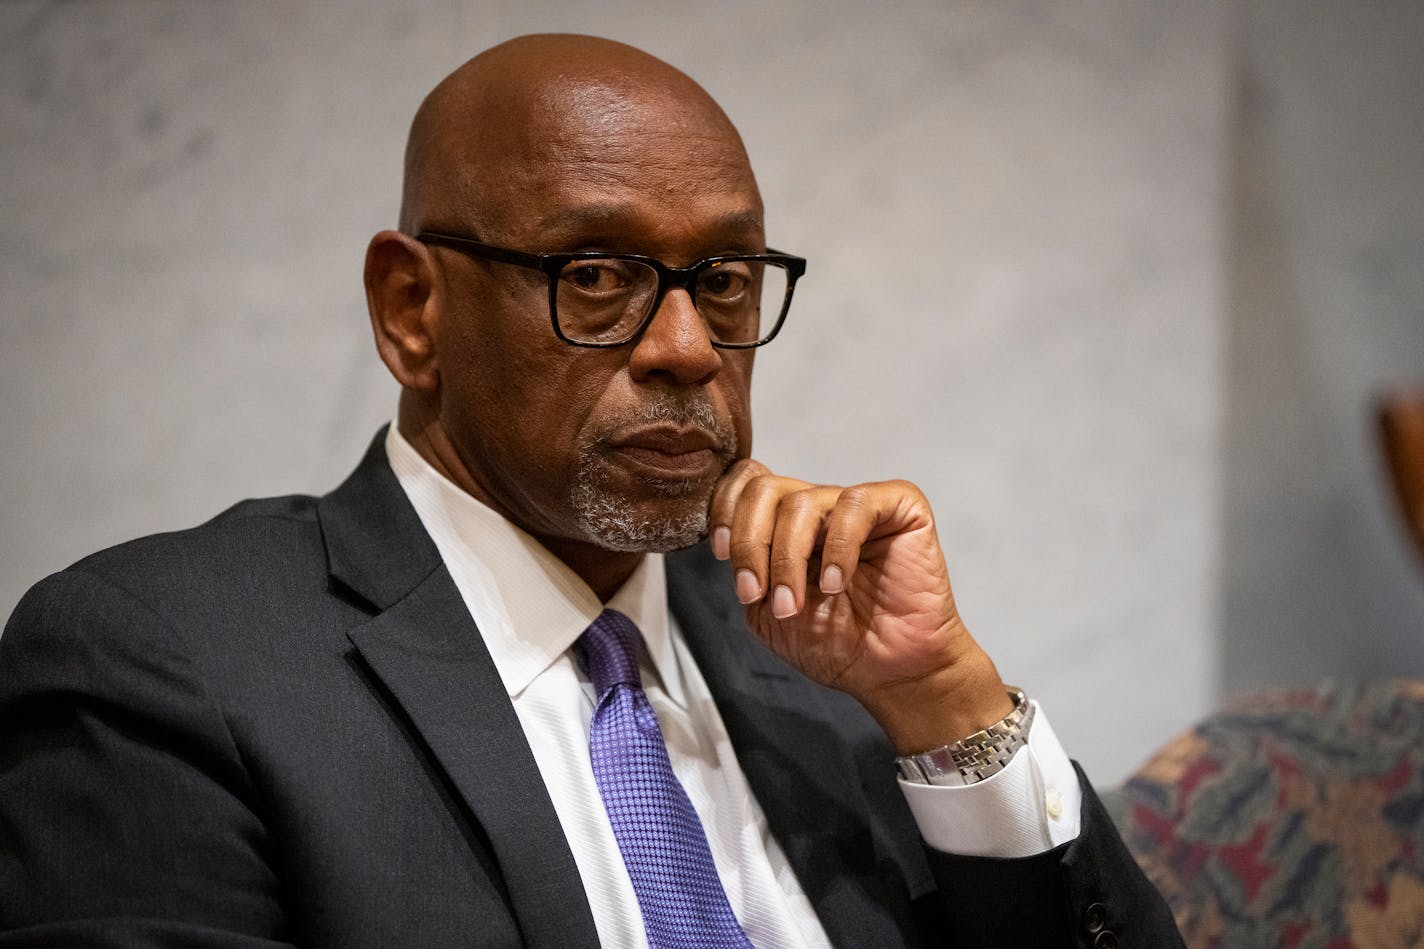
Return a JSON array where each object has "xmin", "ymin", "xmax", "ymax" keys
[{"xmin": 571, "ymin": 397, "xmax": 737, "ymax": 553}]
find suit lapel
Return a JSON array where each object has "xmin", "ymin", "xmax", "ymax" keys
[
  {"xmin": 315, "ymin": 433, "xmax": 918, "ymax": 945},
  {"xmin": 666, "ymin": 546, "xmax": 904, "ymax": 946},
  {"xmin": 318, "ymin": 431, "xmax": 599, "ymax": 949}
]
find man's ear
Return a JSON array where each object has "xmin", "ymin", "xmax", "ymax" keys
[{"xmin": 365, "ymin": 230, "xmax": 441, "ymax": 393}]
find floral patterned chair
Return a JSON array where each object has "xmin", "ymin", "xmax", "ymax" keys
[{"xmin": 1102, "ymin": 680, "xmax": 1424, "ymax": 948}]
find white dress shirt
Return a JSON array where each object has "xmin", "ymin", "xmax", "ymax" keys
[{"xmin": 386, "ymin": 425, "xmax": 1081, "ymax": 947}]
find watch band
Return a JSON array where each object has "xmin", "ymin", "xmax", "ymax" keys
[{"xmin": 895, "ymin": 685, "xmax": 1035, "ymax": 786}]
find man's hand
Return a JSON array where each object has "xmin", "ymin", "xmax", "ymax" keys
[{"xmin": 708, "ymin": 460, "xmax": 1013, "ymax": 756}]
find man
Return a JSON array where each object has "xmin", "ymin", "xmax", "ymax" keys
[{"xmin": 0, "ymin": 34, "xmax": 1180, "ymax": 948}]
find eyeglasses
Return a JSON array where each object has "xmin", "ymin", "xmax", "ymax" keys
[{"xmin": 415, "ymin": 231, "xmax": 807, "ymax": 349}]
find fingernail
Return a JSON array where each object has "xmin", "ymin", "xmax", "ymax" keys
[
  {"xmin": 820, "ymin": 564, "xmax": 844, "ymax": 594},
  {"xmin": 735, "ymin": 569, "xmax": 762, "ymax": 604},
  {"xmin": 771, "ymin": 585, "xmax": 797, "ymax": 619},
  {"xmin": 712, "ymin": 525, "xmax": 730, "ymax": 560}
]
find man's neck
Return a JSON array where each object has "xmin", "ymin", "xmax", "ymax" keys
[{"xmin": 531, "ymin": 535, "xmax": 642, "ymax": 603}]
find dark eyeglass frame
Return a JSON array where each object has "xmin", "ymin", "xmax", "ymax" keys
[{"xmin": 415, "ymin": 230, "xmax": 807, "ymax": 349}]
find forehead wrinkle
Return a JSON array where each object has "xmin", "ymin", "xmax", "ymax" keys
[
  {"xmin": 528, "ymin": 74, "xmax": 753, "ymax": 176},
  {"xmin": 535, "ymin": 123, "xmax": 749, "ymax": 183},
  {"xmin": 534, "ymin": 204, "xmax": 764, "ymax": 237},
  {"xmin": 528, "ymin": 204, "xmax": 767, "ymax": 260},
  {"xmin": 464, "ymin": 114, "xmax": 760, "ymax": 244}
]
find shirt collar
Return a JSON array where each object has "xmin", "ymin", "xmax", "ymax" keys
[{"xmin": 384, "ymin": 424, "xmax": 687, "ymax": 706}]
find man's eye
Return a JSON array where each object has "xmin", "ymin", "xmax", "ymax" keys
[
  {"xmin": 699, "ymin": 263, "xmax": 751, "ymax": 301},
  {"xmin": 562, "ymin": 261, "xmax": 628, "ymax": 293}
]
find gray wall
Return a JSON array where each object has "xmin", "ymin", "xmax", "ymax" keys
[
  {"xmin": 3, "ymin": 0, "xmax": 1421, "ymax": 785},
  {"xmin": 1221, "ymin": 0, "xmax": 1424, "ymax": 695}
]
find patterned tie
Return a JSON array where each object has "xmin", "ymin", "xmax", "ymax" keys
[{"xmin": 574, "ymin": 609, "xmax": 754, "ymax": 949}]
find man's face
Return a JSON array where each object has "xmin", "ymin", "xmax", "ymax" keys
[{"xmin": 427, "ymin": 82, "xmax": 763, "ymax": 554}]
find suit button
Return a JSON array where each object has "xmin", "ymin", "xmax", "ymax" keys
[
  {"xmin": 1093, "ymin": 932, "xmax": 1118, "ymax": 949},
  {"xmin": 1084, "ymin": 902, "xmax": 1108, "ymax": 933}
]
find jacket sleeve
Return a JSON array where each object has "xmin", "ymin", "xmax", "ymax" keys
[
  {"xmin": 919, "ymin": 764, "xmax": 1184, "ymax": 948},
  {"xmin": 0, "ymin": 569, "xmax": 294, "ymax": 948}
]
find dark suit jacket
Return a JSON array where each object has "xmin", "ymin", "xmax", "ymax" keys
[{"xmin": 0, "ymin": 433, "xmax": 1181, "ymax": 948}]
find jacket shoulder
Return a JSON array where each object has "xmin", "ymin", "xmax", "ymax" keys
[{"xmin": 68, "ymin": 492, "xmax": 324, "ymax": 587}]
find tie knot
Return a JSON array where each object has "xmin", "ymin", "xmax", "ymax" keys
[{"xmin": 574, "ymin": 609, "xmax": 643, "ymax": 694}]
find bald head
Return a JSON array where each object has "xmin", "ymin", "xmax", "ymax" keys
[{"xmin": 399, "ymin": 34, "xmax": 758, "ymax": 237}]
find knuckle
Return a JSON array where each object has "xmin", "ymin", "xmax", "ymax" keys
[
  {"xmin": 769, "ymin": 550, "xmax": 806, "ymax": 572},
  {"xmin": 741, "ymin": 458, "xmax": 773, "ymax": 479},
  {"xmin": 837, "ymin": 484, "xmax": 873, "ymax": 511},
  {"xmin": 777, "ymin": 489, "xmax": 820, "ymax": 517},
  {"xmin": 728, "ymin": 537, "xmax": 769, "ymax": 560},
  {"xmin": 819, "ymin": 540, "xmax": 856, "ymax": 566},
  {"xmin": 724, "ymin": 458, "xmax": 768, "ymax": 488},
  {"xmin": 742, "ymin": 474, "xmax": 781, "ymax": 503}
]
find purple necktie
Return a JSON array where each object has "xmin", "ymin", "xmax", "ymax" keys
[{"xmin": 574, "ymin": 609, "xmax": 754, "ymax": 949}]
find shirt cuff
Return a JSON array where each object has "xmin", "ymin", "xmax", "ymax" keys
[{"xmin": 897, "ymin": 700, "xmax": 1082, "ymax": 858}]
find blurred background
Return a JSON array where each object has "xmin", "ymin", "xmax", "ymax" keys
[{"xmin": 3, "ymin": 0, "xmax": 1422, "ymax": 785}]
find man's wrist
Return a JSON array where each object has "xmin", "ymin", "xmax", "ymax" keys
[{"xmin": 895, "ymin": 686, "xmax": 1034, "ymax": 786}]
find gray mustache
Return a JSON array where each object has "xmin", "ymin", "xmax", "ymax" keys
[{"xmin": 603, "ymin": 398, "xmax": 738, "ymax": 457}]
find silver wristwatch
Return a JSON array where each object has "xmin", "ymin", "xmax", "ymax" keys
[{"xmin": 895, "ymin": 686, "xmax": 1035, "ymax": 786}]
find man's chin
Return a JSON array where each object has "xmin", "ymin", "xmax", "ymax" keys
[{"xmin": 571, "ymin": 484, "xmax": 713, "ymax": 554}]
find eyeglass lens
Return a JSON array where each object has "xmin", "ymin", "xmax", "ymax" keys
[{"xmin": 554, "ymin": 258, "xmax": 789, "ymax": 346}]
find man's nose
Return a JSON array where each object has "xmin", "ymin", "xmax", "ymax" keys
[{"xmin": 626, "ymin": 287, "xmax": 722, "ymax": 385}]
